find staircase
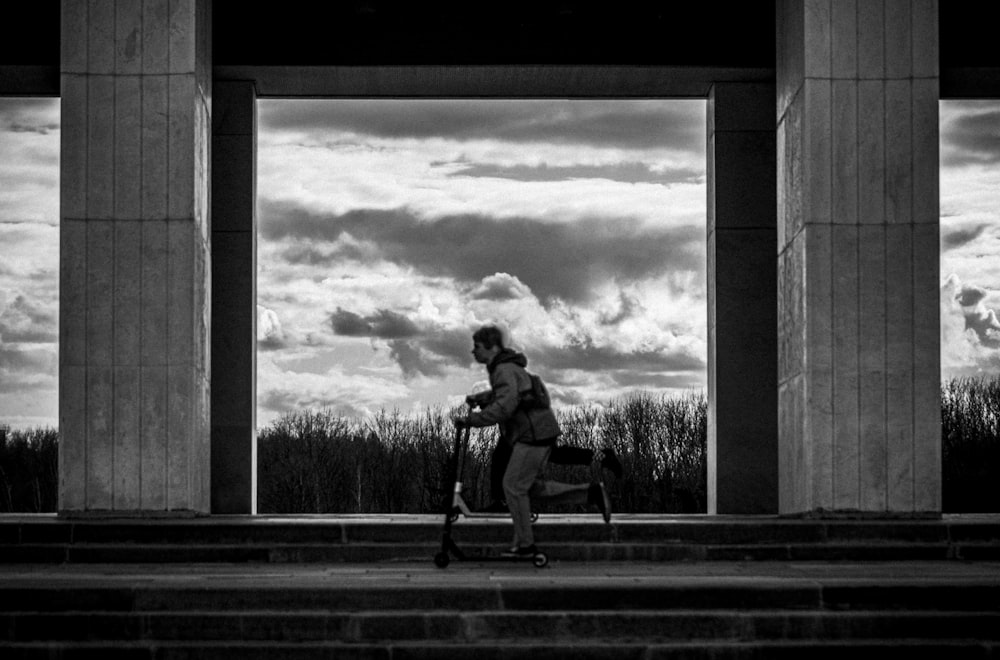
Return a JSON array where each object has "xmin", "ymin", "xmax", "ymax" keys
[
  {"xmin": 2, "ymin": 561, "xmax": 1000, "ymax": 658},
  {"xmin": 1, "ymin": 514, "xmax": 999, "ymax": 658},
  {"xmin": 2, "ymin": 514, "xmax": 999, "ymax": 563}
]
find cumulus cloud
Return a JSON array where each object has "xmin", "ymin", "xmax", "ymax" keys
[
  {"xmin": 608, "ymin": 371, "xmax": 705, "ymax": 388},
  {"xmin": 471, "ymin": 273, "xmax": 533, "ymax": 301},
  {"xmin": 329, "ymin": 308, "xmax": 373, "ymax": 336},
  {"xmin": 0, "ymin": 344, "xmax": 54, "ymax": 375},
  {"xmin": 257, "ymin": 305, "xmax": 286, "ymax": 350},
  {"xmin": 259, "ymin": 99, "xmax": 705, "ymax": 152},
  {"xmin": 942, "ymin": 274, "xmax": 1000, "ymax": 377},
  {"xmin": 256, "ymin": 354, "xmax": 411, "ymax": 425},
  {"xmin": 388, "ymin": 339, "xmax": 448, "ymax": 378},
  {"xmin": 0, "ymin": 295, "xmax": 57, "ymax": 343},
  {"xmin": 548, "ymin": 386, "xmax": 589, "ymax": 408},
  {"xmin": 446, "ymin": 161, "xmax": 702, "ymax": 186},
  {"xmin": 941, "ymin": 108, "xmax": 1000, "ymax": 167},
  {"xmin": 0, "ymin": 98, "xmax": 60, "ymax": 135},
  {"xmin": 0, "ymin": 340, "xmax": 57, "ymax": 398},
  {"xmin": 599, "ymin": 290, "xmax": 643, "ymax": 325},
  {"xmin": 330, "ymin": 308, "xmax": 421, "ymax": 339},
  {"xmin": 942, "ymin": 223, "xmax": 992, "ymax": 251},
  {"xmin": 955, "ymin": 284, "xmax": 1000, "ymax": 349},
  {"xmin": 536, "ymin": 341, "xmax": 705, "ymax": 375},
  {"xmin": 419, "ymin": 326, "xmax": 476, "ymax": 368},
  {"xmin": 6, "ymin": 122, "xmax": 59, "ymax": 135},
  {"xmin": 327, "ymin": 306, "xmax": 477, "ymax": 377},
  {"xmin": 260, "ymin": 202, "xmax": 703, "ymax": 304}
]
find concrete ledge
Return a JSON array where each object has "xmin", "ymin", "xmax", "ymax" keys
[
  {"xmin": 1, "ymin": 559, "xmax": 998, "ymax": 654},
  {"xmin": 2, "ymin": 515, "xmax": 998, "ymax": 564},
  {"xmin": 2, "ymin": 640, "xmax": 996, "ymax": 660},
  {"xmin": 5, "ymin": 579, "xmax": 1000, "ymax": 614},
  {"xmin": 57, "ymin": 509, "xmax": 204, "ymax": 519},
  {"xmin": 5, "ymin": 610, "xmax": 1000, "ymax": 643}
]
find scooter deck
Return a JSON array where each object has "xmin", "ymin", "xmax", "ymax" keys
[
  {"xmin": 434, "ymin": 534, "xmax": 549, "ymax": 568},
  {"xmin": 448, "ymin": 500, "xmax": 540, "ymax": 523}
]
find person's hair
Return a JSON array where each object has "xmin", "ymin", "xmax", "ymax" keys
[{"xmin": 472, "ymin": 325, "xmax": 505, "ymax": 350}]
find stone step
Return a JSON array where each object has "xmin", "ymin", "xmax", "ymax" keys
[
  {"xmin": 3, "ymin": 560, "xmax": 997, "ymax": 656},
  {"xmin": 2, "ymin": 639, "xmax": 999, "ymax": 659},
  {"xmin": 4, "ymin": 581, "xmax": 999, "ymax": 613},
  {"xmin": 4, "ymin": 610, "xmax": 1000, "ymax": 643},
  {"xmin": 2, "ymin": 515, "xmax": 999, "ymax": 563},
  {"xmin": 6, "ymin": 516, "xmax": 1000, "ymax": 544},
  {"xmin": 7, "ymin": 541, "xmax": 999, "ymax": 564}
]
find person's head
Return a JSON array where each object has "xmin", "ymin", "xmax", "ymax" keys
[{"xmin": 471, "ymin": 325, "xmax": 505, "ymax": 364}]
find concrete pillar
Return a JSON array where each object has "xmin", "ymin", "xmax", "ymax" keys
[
  {"xmin": 707, "ymin": 83, "xmax": 779, "ymax": 514},
  {"xmin": 59, "ymin": 0, "xmax": 212, "ymax": 514},
  {"xmin": 775, "ymin": 0, "xmax": 940, "ymax": 515},
  {"xmin": 211, "ymin": 80, "xmax": 257, "ymax": 514}
]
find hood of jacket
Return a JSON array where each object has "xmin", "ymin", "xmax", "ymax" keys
[{"xmin": 487, "ymin": 348, "xmax": 527, "ymax": 374}]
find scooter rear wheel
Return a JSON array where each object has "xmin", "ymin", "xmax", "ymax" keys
[{"xmin": 532, "ymin": 552, "xmax": 549, "ymax": 568}]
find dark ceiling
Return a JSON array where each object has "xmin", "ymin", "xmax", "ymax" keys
[
  {"xmin": 211, "ymin": 2, "xmax": 776, "ymax": 67},
  {"xmin": 2, "ymin": 1, "xmax": 998, "ymax": 68}
]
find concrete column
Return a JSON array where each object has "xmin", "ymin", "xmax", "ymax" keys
[
  {"xmin": 707, "ymin": 83, "xmax": 779, "ymax": 514},
  {"xmin": 59, "ymin": 0, "xmax": 212, "ymax": 514},
  {"xmin": 211, "ymin": 81, "xmax": 257, "ymax": 514},
  {"xmin": 775, "ymin": 0, "xmax": 940, "ymax": 515}
]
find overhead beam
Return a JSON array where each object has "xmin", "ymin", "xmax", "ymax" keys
[
  {"xmin": 212, "ymin": 65, "xmax": 774, "ymax": 98},
  {"xmin": 5, "ymin": 65, "xmax": 999, "ymax": 99}
]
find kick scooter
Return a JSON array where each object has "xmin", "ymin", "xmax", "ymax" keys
[
  {"xmin": 433, "ymin": 408, "xmax": 548, "ymax": 568},
  {"xmin": 443, "ymin": 409, "xmax": 538, "ymax": 525}
]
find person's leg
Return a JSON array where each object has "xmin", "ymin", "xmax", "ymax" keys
[
  {"xmin": 488, "ymin": 440, "xmax": 513, "ymax": 507},
  {"xmin": 599, "ymin": 447, "xmax": 623, "ymax": 479},
  {"xmin": 502, "ymin": 443, "xmax": 550, "ymax": 549},
  {"xmin": 549, "ymin": 445, "xmax": 593, "ymax": 465},
  {"xmin": 529, "ymin": 479, "xmax": 590, "ymax": 507},
  {"xmin": 530, "ymin": 478, "xmax": 612, "ymax": 523},
  {"xmin": 548, "ymin": 444, "xmax": 623, "ymax": 480}
]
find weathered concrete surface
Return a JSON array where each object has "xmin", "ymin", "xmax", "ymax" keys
[
  {"xmin": 59, "ymin": 0, "xmax": 212, "ymax": 514},
  {"xmin": 210, "ymin": 80, "xmax": 257, "ymax": 515},
  {"xmin": 2, "ymin": 518, "xmax": 999, "ymax": 653},
  {"xmin": 776, "ymin": 0, "xmax": 941, "ymax": 515},
  {"xmin": 707, "ymin": 83, "xmax": 778, "ymax": 514}
]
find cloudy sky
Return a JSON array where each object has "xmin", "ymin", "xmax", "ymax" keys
[
  {"xmin": 254, "ymin": 100, "xmax": 708, "ymax": 426},
  {"xmin": 0, "ymin": 98, "xmax": 997, "ymax": 429}
]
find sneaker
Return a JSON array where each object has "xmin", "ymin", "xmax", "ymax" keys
[
  {"xmin": 501, "ymin": 544, "xmax": 538, "ymax": 558},
  {"xmin": 600, "ymin": 447, "xmax": 623, "ymax": 479},
  {"xmin": 477, "ymin": 500, "xmax": 508, "ymax": 513},
  {"xmin": 588, "ymin": 483, "xmax": 612, "ymax": 524}
]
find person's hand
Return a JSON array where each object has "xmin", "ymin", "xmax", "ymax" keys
[
  {"xmin": 465, "ymin": 390, "xmax": 492, "ymax": 408},
  {"xmin": 452, "ymin": 416, "xmax": 469, "ymax": 429}
]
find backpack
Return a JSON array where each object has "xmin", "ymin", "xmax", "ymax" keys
[{"xmin": 519, "ymin": 372, "xmax": 551, "ymax": 410}]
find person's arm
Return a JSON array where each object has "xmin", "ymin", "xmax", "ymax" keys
[
  {"xmin": 465, "ymin": 390, "xmax": 494, "ymax": 408},
  {"xmin": 468, "ymin": 365, "xmax": 520, "ymax": 427}
]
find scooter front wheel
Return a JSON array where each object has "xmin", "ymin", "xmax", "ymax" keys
[{"xmin": 434, "ymin": 551, "xmax": 450, "ymax": 568}]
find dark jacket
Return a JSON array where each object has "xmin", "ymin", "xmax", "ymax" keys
[{"xmin": 467, "ymin": 349, "xmax": 561, "ymax": 445}]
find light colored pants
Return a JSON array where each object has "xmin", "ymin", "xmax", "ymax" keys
[{"xmin": 503, "ymin": 442, "xmax": 591, "ymax": 548}]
